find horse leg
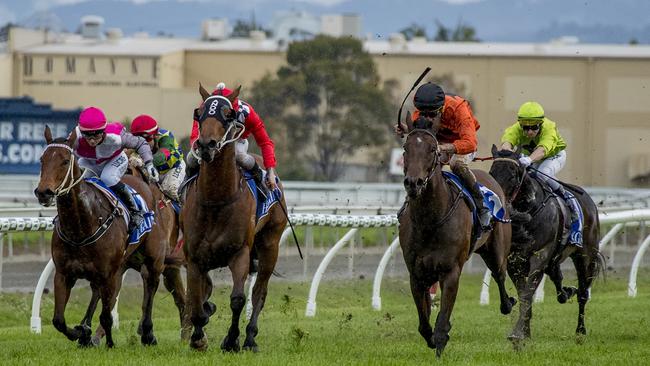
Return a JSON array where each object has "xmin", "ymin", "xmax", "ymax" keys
[
  {"xmin": 52, "ymin": 271, "xmax": 88, "ymax": 343},
  {"xmin": 409, "ymin": 274, "xmax": 435, "ymax": 350},
  {"xmin": 477, "ymin": 246, "xmax": 516, "ymax": 315},
  {"xmin": 163, "ymin": 265, "xmax": 191, "ymax": 341},
  {"xmin": 139, "ymin": 261, "xmax": 162, "ymax": 346},
  {"xmin": 508, "ymin": 265, "xmax": 545, "ymax": 345},
  {"xmin": 98, "ymin": 273, "xmax": 121, "ymax": 348},
  {"xmin": 221, "ymin": 246, "xmax": 250, "ymax": 353},
  {"xmin": 545, "ymin": 263, "xmax": 576, "ymax": 304},
  {"xmin": 244, "ymin": 230, "xmax": 281, "ymax": 352},
  {"xmin": 432, "ymin": 266, "xmax": 461, "ymax": 357},
  {"xmin": 572, "ymin": 251, "xmax": 596, "ymax": 337},
  {"xmin": 187, "ymin": 262, "xmax": 212, "ymax": 351},
  {"xmin": 78, "ymin": 284, "xmax": 100, "ymax": 347}
]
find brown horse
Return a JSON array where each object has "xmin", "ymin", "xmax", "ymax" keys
[
  {"xmin": 489, "ymin": 146, "xmax": 604, "ymax": 345},
  {"xmin": 34, "ymin": 126, "xmax": 186, "ymax": 347},
  {"xmin": 181, "ymin": 84, "xmax": 287, "ymax": 352},
  {"xmin": 399, "ymin": 112, "xmax": 515, "ymax": 357}
]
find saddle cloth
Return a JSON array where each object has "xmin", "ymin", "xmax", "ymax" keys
[
  {"xmin": 441, "ymin": 171, "xmax": 509, "ymax": 225},
  {"xmin": 242, "ymin": 170, "xmax": 282, "ymax": 224},
  {"xmin": 85, "ymin": 177, "xmax": 154, "ymax": 244}
]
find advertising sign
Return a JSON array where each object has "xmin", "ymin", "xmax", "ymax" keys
[{"xmin": 0, "ymin": 97, "xmax": 79, "ymax": 174}]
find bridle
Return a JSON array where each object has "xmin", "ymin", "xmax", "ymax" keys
[
  {"xmin": 404, "ymin": 129, "xmax": 441, "ymax": 190},
  {"xmin": 493, "ymin": 157, "xmax": 527, "ymax": 203},
  {"xmin": 43, "ymin": 143, "xmax": 85, "ymax": 196},
  {"xmin": 194, "ymin": 95, "xmax": 245, "ymax": 158}
]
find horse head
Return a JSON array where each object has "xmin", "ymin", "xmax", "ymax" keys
[
  {"xmin": 194, "ymin": 83, "xmax": 242, "ymax": 162},
  {"xmin": 34, "ymin": 126, "xmax": 79, "ymax": 206},
  {"xmin": 402, "ymin": 111, "xmax": 440, "ymax": 198},
  {"xmin": 489, "ymin": 144, "xmax": 526, "ymax": 202}
]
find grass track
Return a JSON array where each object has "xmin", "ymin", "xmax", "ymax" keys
[{"xmin": 1, "ymin": 270, "xmax": 649, "ymax": 365}]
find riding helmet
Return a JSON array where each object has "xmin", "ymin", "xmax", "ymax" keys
[
  {"xmin": 413, "ymin": 83, "xmax": 445, "ymax": 111},
  {"xmin": 517, "ymin": 101, "xmax": 545, "ymax": 126},
  {"xmin": 131, "ymin": 114, "xmax": 159, "ymax": 136},
  {"xmin": 78, "ymin": 107, "xmax": 107, "ymax": 131}
]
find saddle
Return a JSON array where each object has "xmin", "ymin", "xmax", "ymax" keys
[{"xmin": 530, "ymin": 175, "xmax": 583, "ymax": 246}]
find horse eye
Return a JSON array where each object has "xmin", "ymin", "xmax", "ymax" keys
[{"xmin": 62, "ymin": 159, "xmax": 70, "ymax": 165}]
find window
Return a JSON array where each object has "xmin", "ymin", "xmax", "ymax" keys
[
  {"xmin": 110, "ymin": 58, "xmax": 116, "ymax": 74},
  {"xmin": 23, "ymin": 55, "xmax": 33, "ymax": 76},
  {"xmin": 131, "ymin": 58, "xmax": 138, "ymax": 74},
  {"xmin": 45, "ymin": 57, "xmax": 53, "ymax": 73},
  {"xmin": 66, "ymin": 57, "xmax": 75, "ymax": 73},
  {"xmin": 89, "ymin": 57, "xmax": 96, "ymax": 74}
]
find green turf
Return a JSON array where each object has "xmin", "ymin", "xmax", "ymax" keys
[{"xmin": 1, "ymin": 270, "xmax": 649, "ymax": 365}]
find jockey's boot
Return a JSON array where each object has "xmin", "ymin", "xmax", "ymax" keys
[
  {"xmin": 112, "ymin": 182, "xmax": 144, "ymax": 233},
  {"xmin": 251, "ymin": 162, "xmax": 270, "ymax": 197},
  {"xmin": 455, "ymin": 166, "xmax": 491, "ymax": 230},
  {"xmin": 555, "ymin": 186, "xmax": 583, "ymax": 248}
]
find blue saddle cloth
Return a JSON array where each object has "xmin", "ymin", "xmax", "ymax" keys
[
  {"xmin": 442, "ymin": 171, "xmax": 509, "ymax": 227},
  {"xmin": 242, "ymin": 170, "xmax": 282, "ymax": 224},
  {"xmin": 85, "ymin": 177, "xmax": 154, "ymax": 245}
]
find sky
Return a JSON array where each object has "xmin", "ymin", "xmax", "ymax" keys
[{"xmin": 2, "ymin": 0, "xmax": 649, "ymax": 43}]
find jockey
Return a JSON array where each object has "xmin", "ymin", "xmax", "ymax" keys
[
  {"xmin": 187, "ymin": 82, "xmax": 277, "ymax": 194},
  {"xmin": 395, "ymin": 82, "xmax": 491, "ymax": 230},
  {"xmin": 130, "ymin": 114, "xmax": 185, "ymax": 202},
  {"xmin": 73, "ymin": 107, "xmax": 158, "ymax": 232},
  {"xmin": 499, "ymin": 101, "xmax": 582, "ymax": 247}
]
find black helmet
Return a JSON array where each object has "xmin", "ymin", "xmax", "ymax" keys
[{"xmin": 413, "ymin": 82, "xmax": 445, "ymax": 111}]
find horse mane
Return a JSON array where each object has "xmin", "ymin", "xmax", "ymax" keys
[
  {"xmin": 494, "ymin": 148, "xmax": 519, "ymax": 159},
  {"xmin": 52, "ymin": 137, "xmax": 67, "ymax": 144}
]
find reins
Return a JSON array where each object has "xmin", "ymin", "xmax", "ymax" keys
[{"xmin": 44, "ymin": 143, "xmax": 85, "ymax": 196}]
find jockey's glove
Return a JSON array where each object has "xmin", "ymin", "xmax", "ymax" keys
[
  {"xmin": 145, "ymin": 162, "xmax": 159, "ymax": 183},
  {"xmin": 518, "ymin": 156, "xmax": 532, "ymax": 167}
]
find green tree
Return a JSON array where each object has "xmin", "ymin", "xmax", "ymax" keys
[
  {"xmin": 250, "ymin": 36, "xmax": 393, "ymax": 181},
  {"xmin": 434, "ymin": 19, "xmax": 480, "ymax": 42},
  {"xmin": 399, "ymin": 23, "xmax": 427, "ymax": 40},
  {"xmin": 231, "ymin": 17, "xmax": 272, "ymax": 38}
]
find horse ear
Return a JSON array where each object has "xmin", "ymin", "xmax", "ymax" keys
[
  {"xmin": 199, "ymin": 83, "xmax": 210, "ymax": 101},
  {"xmin": 44, "ymin": 125, "xmax": 53, "ymax": 144},
  {"xmin": 491, "ymin": 144, "xmax": 498, "ymax": 157},
  {"xmin": 67, "ymin": 128, "xmax": 77, "ymax": 148},
  {"xmin": 405, "ymin": 110, "xmax": 414, "ymax": 132},
  {"xmin": 227, "ymin": 85, "xmax": 241, "ymax": 104}
]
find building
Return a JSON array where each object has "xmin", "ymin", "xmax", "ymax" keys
[{"xmin": 2, "ymin": 25, "xmax": 650, "ymax": 186}]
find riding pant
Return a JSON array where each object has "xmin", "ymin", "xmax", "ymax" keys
[
  {"xmin": 78, "ymin": 151, "xmax": 128, "ymax": 187},
  {"xmin": 160, "ymin": 160, "xmax": 186, "ymax": 202},
  {"xmin": 531, "ymin": 150, "xmax": 566, "ymax": 192}
]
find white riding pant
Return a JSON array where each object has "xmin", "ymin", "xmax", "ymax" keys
[
  {"xmin": 160, "ymin": 160, "xmax": 186, "ymax": 201},
  {"xmin": 78, "ymin": 151, "xmax": 128, "ymax": 187},
  {"xmin": 532, "ymin": 150, "xmax": 566, "ymax": 191}
]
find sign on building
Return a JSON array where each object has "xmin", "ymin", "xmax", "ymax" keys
[{"xmin": 0, "ymin": 97, "xmax": 79, "ymax": 174}]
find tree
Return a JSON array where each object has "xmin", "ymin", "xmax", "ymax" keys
[
  {"xmin": 399, "ymin": 23, "xmax": 427, "ymax": 40},
  {"xmin": 434, "ymin": 19, "xmax": 480, "ymax": 42},
  {"xmin": 250, "ymin": 36, "xmax": 393, "ymax": 181},
  {"xmin": 231, "ymin": 15, "xmax": 272, "ymax": 38}
]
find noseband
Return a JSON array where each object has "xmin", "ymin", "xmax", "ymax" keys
[
  {"xmin": 43, "ymin": 143, "xmax": 85, "ymax": 196},
  {"xmin": 493, "ymin": 157, "xmax": 527, "ymax": 203}
]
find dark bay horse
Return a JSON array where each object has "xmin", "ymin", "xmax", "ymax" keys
[
  {"xmin": 181, "ymin": 84, "xmax": 287, "ymax": 352},
  {"xmin": 489, "ymin": 146, "xmax": 603, "ymax": 345},
  {"xmin": 399, "ymin": 112, "xmax": 515, "ymax": 357},
  {"xmin": 34, "ymin": 126, "xmax": 186, "ymax": 347}
]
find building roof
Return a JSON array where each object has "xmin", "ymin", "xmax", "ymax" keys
[
  {"xmin": 364, "ymin": 39, "xmax": 650, "ymax": 59},
  {"xmin": 16, "ymin": 29, "xmax": 650, "ymax": 59}
]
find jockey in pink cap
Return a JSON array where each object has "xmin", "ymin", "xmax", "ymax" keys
[
  {"xmin": 74, "ymin": 106, "xmax": 157, "ymax": 232},
  {"xmin": 187, "ymin": 82, "xmax": 277, "ymax": 195}
]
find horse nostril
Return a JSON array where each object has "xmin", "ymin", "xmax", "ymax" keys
[
  {"xmin": 416, "ymin": 178, "xmax": 424, "ymax": 187},
  {"xmin": 208, "ymin": 140, "xmax": 217, "ymax": 149}
]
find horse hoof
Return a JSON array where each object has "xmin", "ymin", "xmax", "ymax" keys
[
  {"xmin": 575, "ymin": 331, "xmax": 586, "ymax": 344},
  {"xmin": 507, "ymin": 334, "xmax": 526, "ymax": 351},
  {"xmin": 190, "ymin": 335, "xmax": 208, "ymax": 352},
  {"xmin": 180, "ymin": 326, "xmax": 193, "ymax": 342},
  {"xmin": 500, "ymin": 297, "xmax": 516, "ymax": 315},
  {"xmin": 435, "ymin": 346, "xmax": 445, "ymax": 358},
  {"xmin": 564, "ymin": 286, "xmax": 578, "ymax": 300},
  {"xmin": 91, "ymin": 336, "xmax": 101, "ymax": 347},
  {"xmin": 220, "ymin": 337, "xmax": 240, "ymax": 352},
  {"xmin": 243, "ymin": 344, "xmax": 259, "ymax": 353},
  {"xmin": 557, "ymin": 293, "xmax": 568, "ymax": 304},
  {"xmin": 141, "ymin": 334, "xmax": 158, "ymax": 346}
]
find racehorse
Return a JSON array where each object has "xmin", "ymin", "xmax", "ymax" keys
[
  {"xmin": 34, "ymin": 126, "xmax": 187, "ymax": 347},
  {"xmin": 399, "ymin": 112, "xmax": 515, "ymax": 357},
  {"xmin": 180, "ymin": 84, "xmax": 287, "ymax": 352},
  {"xmin": 489, "ymin": 146, "xmax": 603, "ymax": 345}
]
